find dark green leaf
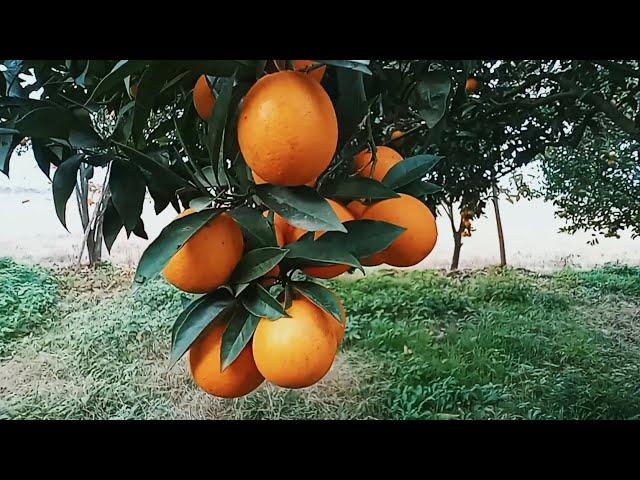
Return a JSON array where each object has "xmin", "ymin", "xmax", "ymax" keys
[
  {"xmin": 382, "ymin": 154, "xmax": 443, "ymax": 189},
  {"xmin": 132, "ymin": 217, "xmax": 148, "ymax": 240},
  {"xmin": 132, "ymin": 63, "xmax": 173, "ymax": 148},
  {"xmin": 15, "ymin": 107, "xmax": 72, "ymax": 139},
  {"xmin": 89, "ymin": 60, "xmax": 149, "ymax": 102},
  {"xmin": 411, "ymin": 71, "xmax": 452, "ymax": 128},
  {"xmin": 220, "ymin": 305, "xmax": 260, "ymax": 371},
  {"xmin": 109, "ymin": 159, "xmax": 147, "ymax": 235},
  {"xmin": 284, "ymin": 234, "xmax": 362, "ymax": 272},
  {"xmin": 335, "ymin": 69, "xmax": 367, "ymax": 147},
  {"xmin": 133, "ymin": 208, "xmax": 221, "ymax": 289},
  {"xmin": 169, "ymin": 290, "xmax": 234, "ymax": 368},
  {"xmin": 113, "ymin": 141, "xmax": 193, "ymax": 190},
  {"xmin": 322, "ymin": 60, "xmax": 372, "ymax": 75},
  {"xmin": 229, "ymin": 206, "xmax": 277, "ymax": 250},
  {"xmin": 319, "ymin": 219, "xmax": 406, "ymax": 259},
  {"xmin": 400, "ymin": 180, "xmax": 443, "ymax": 197},
  {"xmin": 102, "ymin": 198, "xmax": 124, "ymax": 253},
  {"xmin": 52, "ymin": 154, "xmax": 82, "ymax": 230},
  {"xmin": 291, "ymin": 281, "xmax": 342, "ymax": 323},
  {"xmin": 255, "ymin": 184, "xmax": 346, "ymax": 233},
  {"xmin": 319, "ymin": 176, "xmax": 399, "ymax": 201},
  {"xmin": 31, "ymin": 139, "xmax": 57, "ymax": 178},
  {"xmin": 0, "ymin": 134, "xmax": 19, "ymax": 176},
  {"xmin": 240, "ymin": 283, "xmax": 288, "ymax": 320},
  {"xmin": 206, "ymin": 73, "xmax": 235, "ymax": 182},
  {"xmin": 230, "ymin": 247, "xmax": 289, "ymax": 285}
]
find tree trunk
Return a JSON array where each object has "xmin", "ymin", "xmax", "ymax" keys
[
  {"xmin": 492, "ymin": 181, "xmax": 507, "ymax": 267},
  {"xmin": 451, "ymin": 231, "xmax": 462, "ymax": 270},
  {"xmin": 75, "ymin": 163, "xmax": 104, "ymax": 268}
]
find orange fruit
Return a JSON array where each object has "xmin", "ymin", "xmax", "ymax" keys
[
  {"xmin": 390, "ymin": 129, "xmax": 405, "ymax": 146},
  {"xmin": 163, "ymin": 209, "xmax": 244, "ymax": 293},
  {"xmin": 346, "ymin": 200, "xmax": 368, "ymax": 219},
  {"xmin": 252, "ymin": 170, "xmax": 316, "ymax": 188},
  {"xmin": 252, "ymin": 297, "xmax": 338, "ymax": 388},
  {"xmin": 465, "ymin": 78, "xmax": 479, "ymax": 93},
  {"xmin": 193, "ymin": 75, "xmax": 216, "ymax": 120},
  {"xmin": 129, "ymin": 84, "xmax": 138, "ymax": 99},
  {"xmin": 293, "ymin": 60, "xmax": 326, "ymax": 83},
  {"xmin": 189, "ymin": 321, "xmax": 264, "ymax": 398},
  {"xmin": 360, "ymin": 194, "xmax": 438, "ymax": 267},
  {"xmin": 353, "ymin": 146, "xmax": 403, "ymax": 182},
  {"xmin": 288, "ymin": 199, "xmax": 355, "ymax": 279},
  {"xmin": 238, "ymin": 71, "xmax": 338, "ymax": 186}
]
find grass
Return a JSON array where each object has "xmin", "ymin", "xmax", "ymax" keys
[{"xmin": 1, "ymin": 257, "xmax": 639, "ymax": 419}]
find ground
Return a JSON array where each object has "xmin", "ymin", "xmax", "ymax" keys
[{"xmin": 1, "ymin": 257, "xmax": 639, "ymax": 419}]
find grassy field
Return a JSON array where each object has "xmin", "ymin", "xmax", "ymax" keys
[{"xmin": 1, "ymin": 257, "xmax": 639, "ymax": 419}]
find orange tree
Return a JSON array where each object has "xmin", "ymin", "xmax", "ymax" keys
[
  {"xmin": 0, "ymin": 59, "xmax": 442, "ymax": 397},
  {"xmin": 366, "ymin": 60, "xmax": 640, "ymax": 269}
]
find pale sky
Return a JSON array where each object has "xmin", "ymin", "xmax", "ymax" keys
[{"xmin": 1, "ymin": 149, "xmax": 638, "ymax": 270}]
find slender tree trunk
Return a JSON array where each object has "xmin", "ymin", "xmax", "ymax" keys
[
  {"xmin": 451, "ymin": 230, "xmax": 463, "ymax": 270},
  {"xmin": 491, "ymin": 181, "xmax": 507, "ymax": 267},
  {"xmin": 75, "ymin": 163, "xmax": 105, "ymax": 268},
  {"xmin": 442, "ymin": 199, "xmax": 465, "ymax": 271}
]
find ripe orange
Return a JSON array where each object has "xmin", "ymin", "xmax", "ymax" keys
[
  {"xmin": 390, "ymin": 129, "xmax": 405, "ymax": 146},
  {"xmin": 465, "ymin": 78, "xmax": 479, "ymax": 93},
  {"xmin": 238, "ymin": 71, "xmax": 338, "ymax": 186},
  {"xmin": 189, "ymin": 321, "xmax": 264, "ymax": 398},
  {"xmin": 288, "ymin": 199, "xmax": 355, "ymax": 279},
  {"xmin": 163, "ymin": 209, "xmax": 244, "ymax": 293},
  {"xmin": 353, "ymin": 146, "xmax": 403, "ymax": 182},
  {"xmin": 252, "ymin": 170, "xmax": 316, "ymax": 188},
  {"xmin": 293, "ymin": 60, "xmax": 326, "ymax": 83},
  {"xmin": 129, "ymin": 84, "xmax": 138, "ymax": 99},
  {"xmin": 360, "ymin": 194, "xmax": 438, "ymax": 267},
  {"xmin": 252, "ymin": 297, "xmax": 338, "ymax": 388},
  {"xmin": 346, "ymin": 200, "xmax": 368, "ymax": 219},
  {"xmin": 193, "ymin": 75, "xmax": 216, "ymax": 120}
]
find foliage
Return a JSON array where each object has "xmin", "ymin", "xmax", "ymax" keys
[
  {"xmin": 0, "ymin": 257, "xmax": 59, "ymax": 354},
  {"xmin": 2, "ymin": 261, "xmax": 640, "ymax": 419},
  {"xmin": 542, "ymin": 129, "xmax": 640, "ymax": 242}
]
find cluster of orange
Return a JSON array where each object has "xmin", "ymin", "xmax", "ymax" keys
[{"xmin": 161, "ymin": 61, "xmax": 438, "ymax": 398}]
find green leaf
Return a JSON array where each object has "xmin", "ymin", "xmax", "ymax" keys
[
  {"xmin": 291, "ymin": 281, "xmax": 342, "ymax": 323},
  {"xmin": 319, "ymin": 176, "xmax": 399, "ymax": 201},
  {"xmin": 133, "ymin": 208, "xmax": 221, "ymax": 289},
  {"xmin": 109, "ymin": 160, "xmax": 147, "ymax": 235},
  {"xmin": 411, "ymin": 71, "xmax": 452, "ymax": 128},
  {"xmin": 240, "ymin": 283, "xmax": 288, "ymax": 320},
  {"xmin": 169, "ymin": 290, "xmax": 234, "ymax": 368},
  {"xmin": 52, "ymin": 154, "xmax": 82, "ymax": 230},
  {"xmin": 206, "ymin": 73, "xmax": 235, "ymax": 182},
  {"xmin": 322, "ymin": 60, "xmax": 372, "ymax": 75},
  {"xmin": 132, "ymin": 217, "xmax": 148, "ymax": 239},
  {"xmin": 189, "ymin": 196, "xmax": 213, "ymax": 212},
  {"xmin": 220, "ymin": 305, "xmax": 260, "ymax": 371},
  {"xmin": 132, "ymin": 63, "xmax": 173, "ymax": 148},
  {"xmin": 0, "ymin": 133, "xmax": 19, "ymax": 176},
  {"xmin": 112, "ymin": 141, "xmax": 193, "ymax": 190},
  {"xmin": 335, "ymin": 69, "xmax": 367, "ymax": 147},
  {"xmin": 88, "ymin": 60, "xmax": 149, "ymax": 102},
  {"xmin": 230, "ymin": 247, "xmax": 289, "ymax": 285},
  {"xmin": 31, "ymin": 139, "xmax": 58, "ymax": 178},
  {"xmin": 15, "ymin": 107, "xmax": 72, "ymax": 139},
  {"xmin": 284, "ymin": 234, "xmax": 363, "ymax": 272},
  {"xmin": 400, "ymin": 180, "xmax": 443, "ymax": 198},
  {"xmin": 229, "ymin": 206, "xmax": 277, "ymax": 250},
  {"xmin": 255, "ymin": 184, "xmax": 347, "ymax": 233},
  {"xmin": 382, "ymin": 154, "xmax": 443, "ymax": 190},
  {"xmin": 68, "ymin": 108, "xmax": 105, "ymax": 149},
  {"xmin": 319, "ymin": 219, "xmax": 406, "ymax": 259},
  {"xmin": 102, "ymin": 198, "xmax": 124, "ymax": 253}
]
